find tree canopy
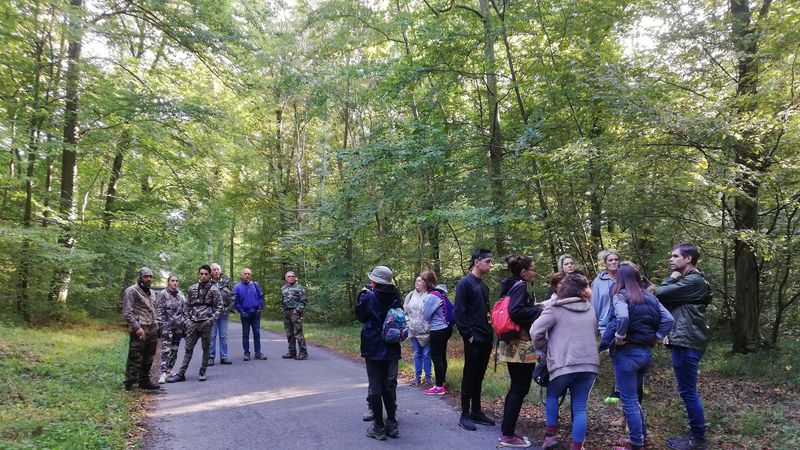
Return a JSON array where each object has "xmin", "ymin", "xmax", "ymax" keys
[{"xmin": 1, "ymin": 0, "xmax": 798, "ymax": 351}]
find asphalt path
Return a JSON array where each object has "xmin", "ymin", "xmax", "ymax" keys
[{"xmin": 145, "ymin": 322, "xmax": 532, "ymax": 450}]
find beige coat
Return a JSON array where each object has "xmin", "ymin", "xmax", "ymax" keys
[{"xmin": 122, "ymin": 284, "xmax": 157, "ymax": 333}]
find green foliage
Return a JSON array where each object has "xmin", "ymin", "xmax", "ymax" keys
[{"xmin": 0, "ymin": 0, "xmax": 798, "ymax": 348}]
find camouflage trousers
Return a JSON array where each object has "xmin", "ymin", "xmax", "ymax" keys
[
  {"xmin": 125, "ymin": 323, "xmax": 158, "ymax": 386},
  {"xmin": 177, "ymin": 319, "xmax": 212, "ymax": 376},
  {"xmin": 282, "ymin": 308, "xmax": 307, "ymax": 356},
  {"xmin": 159, "ymin": 327, "xmax": 185, "ymax": 373}
]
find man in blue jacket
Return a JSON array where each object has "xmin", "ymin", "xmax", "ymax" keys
[
  {"xmin": 233, "ymin": 268, "xmax": 266, "ymax": 361},
  {"xmin": 656, "ymin": 243, "xmax": 712, "ymax": 450}
]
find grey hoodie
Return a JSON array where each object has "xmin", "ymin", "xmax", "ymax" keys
[
  {"xmin": 422, "ymin": 284, "xmax": 451, "ymax": 331},
  {"xmin": 531, "ymin": 296, "xmax": 600, "ymax": 380}
]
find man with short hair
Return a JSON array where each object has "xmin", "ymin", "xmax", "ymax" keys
[
  {"xmin": 281, "ymin": 271, "xmax": 309, "ymax": 360},
  {"xmin": 122, "ymin": 267, "xmax": 161, "ymax": 391},
  {"xmin": 233, "ymin": 268, "xmax": 266, "ymax": 361},
  {"xmin": 655, "ymin": 243, "xmax": 712, "ymax": 450},
  {"xmin": 454, "ymin": 249, "xmax": 496, "ymax": 431},
  {"xmin": 167, "ymin": 264, "xmax": 223, "ymax": 382},
  {"xmin": 208, "ymin": 262, "xmax": 234, "ymax": 366}
]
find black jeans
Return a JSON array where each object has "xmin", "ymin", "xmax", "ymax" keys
[
  {"xmin": 365, "ymin": 359, "xmax": 399, "ymax": 426},
  {"xmin": 501, "ymin": 362, "xmax": 535, "ymax": 435},
  {"xmin": 429, "ymin": 326, "xmax": 453, "ymax": 387},
  {"xmin": 460, "ymin": 335, "xmax": 493, "ymax": 414}
]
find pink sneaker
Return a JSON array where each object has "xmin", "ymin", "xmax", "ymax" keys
[{"xmin": 425, "ymin": 385, "xmax": 446, "ymax": 395}]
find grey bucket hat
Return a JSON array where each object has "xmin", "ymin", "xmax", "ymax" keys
[
  {"xmin": 138, "ymin": 267, "xmax": 154, "ymax": 277},
  {"xmin": 368, "ymin": 266, "xmax": 394, "ymax": 285}
]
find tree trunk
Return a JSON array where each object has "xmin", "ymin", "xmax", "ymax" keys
[
  {"xmin": 50, "ymin": 0, "xmax": 83, "ymax": 305},
  {"xmin": 229, "ymin": 220, "xmax": 235, "ymax": 277},
  {"xmin": 103, "ymin": 129, "xmax": 127, "ymax": 230},
  {"xmin": 730, "ymin": 0, "xmax": 770, "ymax": 352},
  {"xmin": 478, "ymin": 0, "xmax": 505, "ymax": 256}
]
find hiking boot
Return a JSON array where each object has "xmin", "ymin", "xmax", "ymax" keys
[
  {"xmin": 409, "ymin": 378, "xmax": 421, "ymax": 386},
  {"xmin": 541, "ymin": 435, "xmax": 560, "ymax": 450},
  {"xmin": 282, "ymin": 352, "xmax": 297, "ymax": 359},
  {"xmin": 362, "ymin": 409, "xmax": 374, "ymax": 421},
  {"xmin": 667, "ymin": 435, "xmax": 707, "ymax": 450},
  {"xmin": 124, "ymin": 382, "xmax": 136, "ymax": 391},
  {"xmin": 243, "ymin": 353, "xmax": 251, "ymax": 361},
  {"xmin": 617, "ymin": 437, "xmax": 648, "ymax": 449},
  {"xmin": 295, "ymin": 353, "xmax": 308, "ymax": 360},
  {"xmin": 498, "ymin": 434, "xmax": 531, "ymax": 448},
  {"xmin": 425, "ymin": 385, "xmax": 446, "ymax": 395},
  {"xmin": 198, "ymin": 371, "xmax": 207, "ymax": 382},
  {"xmin": 366, "ymin": 423, "xmax": 387, "ymax": 440},
  {"xmin": 139, "ymin": 379, "xmax": 162, "ymax": 390},
  {"xmin": 207, "ymin": 358, "xmax": 215, "ymax": 366},
  {"xmin": 166, "ymin": 373, "xmax": 186, "ymax": 383},
  {"xmin": 254, "ymin": 352, "xmax": 266, "ymax": 360},
  {"xmin": 385, "ymin": 419, "xmax": 399, "ymax": 438},
  {"xmin": 220, "ymin": 358, "xmax": 232, "ymax": 365},
  {"xmin": 470, "ymin": 410, "xmax": 496, "ymax": 426},
  {"xmin": 459, "ymin": 414, "xmax": 477, "ymax": 431},
  {"xmin": 158, "ymin": 372, "xmax": 168, "ymax": 384},
  {"xmin": 425, "ymin": 377, "xmax": 434, "ymax": 386}
]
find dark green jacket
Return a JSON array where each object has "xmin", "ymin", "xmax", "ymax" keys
[{"xmin": 655, "ymin": 269, "xmax": 712, "ymax": 351}]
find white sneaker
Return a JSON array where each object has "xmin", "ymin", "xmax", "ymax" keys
[{"xmin": 158, "ymin": 372, "xmax": 168, "ymax": 384}]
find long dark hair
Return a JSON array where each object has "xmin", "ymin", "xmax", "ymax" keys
[{"xmin": 613, "ymin": 264, "xmax": 644, "ymax": 304}]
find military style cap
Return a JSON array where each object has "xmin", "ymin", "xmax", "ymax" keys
[{"xmin": 138, "ymin": 267, "xmax": 154, "ymax": 277}]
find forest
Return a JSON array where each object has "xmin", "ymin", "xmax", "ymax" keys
[{"xmin": 1, "ymin": 0, "xmax": 798, "ymax": 354}]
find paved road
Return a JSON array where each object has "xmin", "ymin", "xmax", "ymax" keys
[{"xmin": 146, "ymin": 322, "xmax": 527, "ymax": 450}]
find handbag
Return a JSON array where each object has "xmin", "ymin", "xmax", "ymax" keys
[{"xmin": 532, "ymin": 357, "xmax": 549, "ymax": 387}]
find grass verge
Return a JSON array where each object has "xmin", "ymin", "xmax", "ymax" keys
[
  {"xmin": 264, "ymin": 320, "xmax": 800, "ymax": 450},
  {"xmin": 0, "ymin": 320, "xmax": 142, "ymax": 449}
]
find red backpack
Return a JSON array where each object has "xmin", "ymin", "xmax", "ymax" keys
[{"xmin": 491, "ymin": 281, "xmax": 526, "ymax": 341}]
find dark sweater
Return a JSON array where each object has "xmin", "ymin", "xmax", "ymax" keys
[
  {"xmin": 454, "ymin": 272, "xmax": 492, "ymax": 342},
  {"xmin": 499, "ymin": 275, "xmax": 542, "ymax": 330}
]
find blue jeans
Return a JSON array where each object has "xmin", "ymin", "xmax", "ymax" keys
[
  {"xmin": 614, "ymin": 346, "xmax": 653, "ymax": 446},
  {"xmin": 671, "ymin": 346, "xmax": 706, "ymax": 440},
  {"xmin": 410, "ymin": 337, "xmax": 432, "ymax": 381},
  {"xmin": 209, "ymin": 314, "xmax": 229, "ymax": 359},
  {"xmin": 240, "ymin": 312, "xmax": 261, "ymax": 355},
  {"xmin": 545, "ymin": 372, "xmax": 596, "ymax": 444}
]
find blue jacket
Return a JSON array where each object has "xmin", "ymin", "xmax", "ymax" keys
[
  {"xmin": 600, "ymin": 290, "xmax": 674, "ymax": 352},
  {"xmin": 233, "ymin": 280, "xmax": 264, "ymax": 317},
  {"xmin": 355, "ymin": 284, "xmax": 402, "ymax": 360},
  {"xmin": 591, "ymin": 271, "xmax": 614, "ymax": 334}
]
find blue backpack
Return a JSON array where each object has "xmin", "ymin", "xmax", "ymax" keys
[
  {"xmin": 382, "ymin": 308, "xmax": 409, "ymax": 343},
  {"xmin": 428, "ymin": 289, "xmax": 455, "ymax": 325}
]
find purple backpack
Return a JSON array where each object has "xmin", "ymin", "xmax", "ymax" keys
[{"xmin": 428, "ymin": 289, "xmax": 455, "ymax": 325}]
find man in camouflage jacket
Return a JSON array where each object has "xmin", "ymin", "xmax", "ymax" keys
[
  {"xmin": 155, "ymin": 274, "xmax": 186, "ymax": 383},
  {"xmin": 281, "ymin": 271, "xmax": 309, "ymax": 360},
  {"xmin": 209, "ymin": 263, "xmax": 234, "ymax": 365},
  {"xmin": 122, "ymin": 267, "xmax": 161, "ymax": 391},
  {"xmin": 167, "ymin": 264, "xmax": 223, "ymax": 382}
]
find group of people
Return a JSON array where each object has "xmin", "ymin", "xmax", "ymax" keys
[
  {"xmin": 122, "ymin": 264, "xmax": 309, "ymax": 389},
  {"xmin": 356, "ymin": 243, "xmax": 711, "ymax": 450}
]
